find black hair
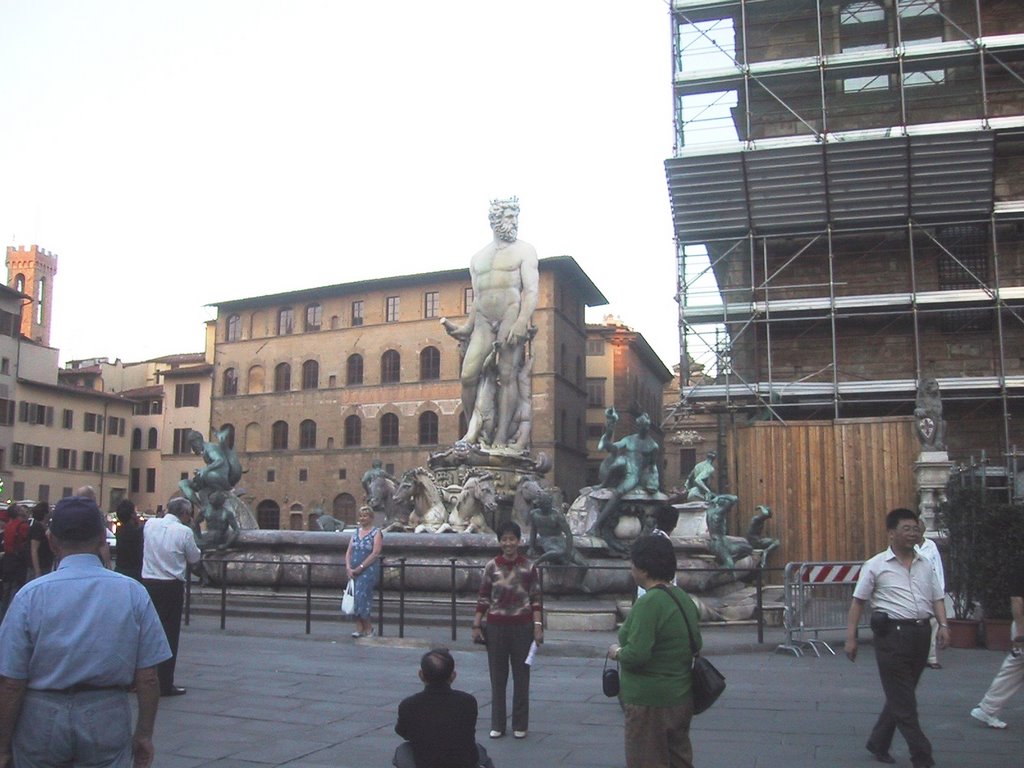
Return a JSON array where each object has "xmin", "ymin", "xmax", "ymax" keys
[
  {"xmin": 496, "ymin": 521, "xmax": 522, "ymax": 540},
  {"xmin": 420, "ymin": 647, "xmax": 455, "ymax": 684},
  {"xmin": 116, "ymin": 498, "xmax": 136, "ymax": 523},
  {"xmin": 653, "ymin": 505, "xmax": 679, "ymax": 534},
  {"xmin": 885, "ymin": 508, "xmax": 918, "ymax": 530},
  {"xmin": 31, "ymin": 501, "xmax": 50, "ymax": 522},
  {"xmin": 630, "ymin": 534, "xmax": 677, "ymax": 582}
]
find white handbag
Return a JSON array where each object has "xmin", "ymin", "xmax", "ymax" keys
[{"xmin": 341, "ymin": 580, "xmax": 355, "ymax": 615}]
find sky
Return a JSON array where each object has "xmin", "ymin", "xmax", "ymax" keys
[{"xmin": 0, "ymin": 1, "xmax": 683, "ymax": 371}]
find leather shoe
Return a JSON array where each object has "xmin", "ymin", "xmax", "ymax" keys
[
  {"xmin": 162, "ymin": 686, "xmax": 187, "ymax": 697},
  {"xmin": 866, "ymin": 745, "xmax": 895, "ymax": 764}
]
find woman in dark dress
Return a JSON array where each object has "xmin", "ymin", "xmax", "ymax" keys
[{"xmin": 114, "ymin": 498, "xmax": 145, "ymax": 581}]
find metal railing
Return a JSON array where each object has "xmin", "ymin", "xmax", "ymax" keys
[{"xmin": 184, "ymin": 557, "xmax": 783, "ymax": 644}]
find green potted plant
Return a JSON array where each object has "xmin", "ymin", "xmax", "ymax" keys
[
  {"xmin": 937, "ymin": 481, "xmax": 981, "ymax": 647},
  {"xmin": 973, "ymin": 501, "xmax": 1024, "ymax": 651}
]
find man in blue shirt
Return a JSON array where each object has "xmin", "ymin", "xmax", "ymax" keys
[{"xmin": 0, "ymin": 496, "xmax": 171, "ymax": 767}]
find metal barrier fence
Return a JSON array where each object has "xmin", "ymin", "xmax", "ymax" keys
[
  {"xmin": 776, "ymin": 561, "xmax": 867, "ymax": 657},
  {"xmin": 185, "ymin": 557, "xmax": 782, "ymax": 644}
]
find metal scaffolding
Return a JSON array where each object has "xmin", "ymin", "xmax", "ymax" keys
[{"xmin": 666, "ymin": 0, "xmax": 1024, "ymax": 461}]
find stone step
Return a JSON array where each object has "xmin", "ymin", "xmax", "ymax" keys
[{"xmin": 184, "ymin": 586, "xmax": 621, "ymax": 631}]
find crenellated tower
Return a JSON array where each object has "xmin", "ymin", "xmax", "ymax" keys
[{"xmin": 5, "ymin": 244, "xmax": 58, "ymax": 346}]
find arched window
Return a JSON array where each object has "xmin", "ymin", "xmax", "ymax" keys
[
  {"xmin": 274, "ymin": 362, "xmax": 291, "ymax": 392},
  {"xmin": 226, "ymin": 314, "xmax": 241, "ymax": 342},
  {"xmin": 420, "ymin": 346, "xmax": 441, "ymax": 381},
  {"xmin": 380, "ymin": 412, "xmax": 399, "ymax": 446},
  {"xmin": 347, "ymin": 354, "xmax": 364, "ymax": 385},
  {"xmin": 147, "ymin": 427, "xmax": 158, "ymax": 449},
  {"xmin": 14, "ymin": 274, "xmax": 25, "ymax": 293},
  {"xmin": 271, "ymin": 420, "xmax": 289, "ymax": 450},
  {"xmin": 418, "ymin": 411, "xmax": 439, "ymax": 445},
  {"xmin": 381, "ymin": 350, "xmax": 401, "ymax": 384},
  {"xmin": 131, "ymin": 428, "xmax": 142, "ymax": 450},
  {"xmin": 301, "ymin": 360, "xmax": 319, "ymax": 390},
  {"xmin": 299, "ymin": 419, "xmax": 317, "ymax": 449},
  {"xmin": 278, "ymin": 307, "xmax": 294, "ymax": 335},
  {"xmin": 256, "ymin": 500, "xmax": 281, "ymax": 530},
  {"xmin": 244, "ymin": 421, "xmax": 262, "ymax": 452},
  {"xmin": 344, "ymin": 415, "xmax": 362, "ymax": 447},
  {"xmin": 223, "ymin": 367, "xmax": 238, "ymax": 396},
  {"xmin": 333, "ymin": 492, "xmax": 358, "ymax": 524},
  {"xmin": 247, "ymin": 365, "xmax": 265, "ymax": 394},
  {"xmin": 305, "ymin": 303, "xmax": 322, "ymax": 331}
]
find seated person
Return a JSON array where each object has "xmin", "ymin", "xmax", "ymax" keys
[{"xmin": 394, "ymin": 648, "xmax": 495, "ymax": 768}]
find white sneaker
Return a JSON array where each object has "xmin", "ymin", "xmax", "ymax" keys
[
  {"xmin": 971, "ymin": 707, "xmax": 1007, "ymax": 729},
  {"xmin": 513, "ymin": 730, "xmax": 527, "ymax": 739},
  {"xmin": 489, "ymin": 730, "xmax": 504, "ymax": 739}
]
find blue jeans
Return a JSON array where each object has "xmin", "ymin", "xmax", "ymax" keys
[{"xmin": 14, "ymin": 690, "xmax": 132, "ymax": 767}]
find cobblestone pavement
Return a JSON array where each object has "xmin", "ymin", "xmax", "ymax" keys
[{"xmin": 150, "ymin": 615, "xmax": 1023, "ymax": 767}]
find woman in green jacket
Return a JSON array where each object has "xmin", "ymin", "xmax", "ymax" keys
[{"xmin": 608, "ymin": 534, "xmax": 702, "ymax": 768}]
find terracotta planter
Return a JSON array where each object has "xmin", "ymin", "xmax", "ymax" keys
[
  {"xmin": 983, "ymin": 618, "xmax": 1013, "ymax": 652},
  {"xmin": 947, "ymin": 618, "xmax": 980, "ymax": 649}
]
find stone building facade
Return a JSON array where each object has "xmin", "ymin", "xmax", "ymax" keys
[{"xmin": 583, "ymin": 317, "xmax": 673, "ymax": 488}]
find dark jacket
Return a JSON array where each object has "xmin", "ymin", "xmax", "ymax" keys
[{"xmin": 396, "ymin": 682, "xmax": 479, "ymax": 768}]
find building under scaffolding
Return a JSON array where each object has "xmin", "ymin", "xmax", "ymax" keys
[{"xmin": 666, "ymin": 0, "xmax": 1024, "ymax": 469}]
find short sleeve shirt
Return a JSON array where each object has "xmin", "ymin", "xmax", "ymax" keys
[
  {"xmin": 0, "ymin": 554, "xmax": 171, "ymax": 689},
  {"xmin": 853, "ymin": 547, "xmax": 943, "ymax": 620}
]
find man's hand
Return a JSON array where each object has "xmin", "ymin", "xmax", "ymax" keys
[
  {"xmin": 844, "ymin": 637, "xmax": 858, "ymax": 662},
  {"xmin": 505, "ymin": 320, "xmax": 528, "ymax": 346},
  {"xmin": 132, "ymin": 734, "xmax": 154, "ymax": 768},
  {"xmin": 936, "ymin": 625, "xmax": 950, "ymax": 651}
]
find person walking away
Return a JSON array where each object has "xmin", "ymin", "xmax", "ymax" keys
[
  {"xmin": 344, "ymin": 506, "xmax": 382, "ymax": 638},
  {"xmin": 0, "ymin": 495, "xmax": 170, "ymax": 767},
  {"xmin": 845, "ymin": 508, "xmax": 949, "ymax": 767},
  {"xmin": 608, "ymin": 534, "xmax": 700, "ymax": 768},
  {"xmin": 28, "ymin": 502, "xmax": 54, "ymax": 579},
  {"xmin": 970, "ymin": 565, "xmax": 1024, "ymax": 729},
  {"xmin": 472, "ymin": 520, "xmax": 543, "ymax": 740},
  {"xmin": 394, "ymin": 647, "xmax": 495, "ymax": 768},
  {"xmin": 142, "ymin": 497, "xmax": 201, "ymax": 696},
  {"xmin": 914, "ymin": 520, "xmax": 946, "ymax": 669},
  {"xmin": 115, "ymin": 498, "xmax": 145, "ymax": 582},
  {"xmin": 0, "ymin": 506, "xmax": 31, "ymax": 620}
]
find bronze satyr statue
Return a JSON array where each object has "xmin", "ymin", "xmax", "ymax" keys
[
  {"xmin": 586, "ymin": 407, "xmax": 661, "ymax": 547},
  {"xmin": 685, "ymin": 451, "xmax": 717, "ymax": 501},
  {"xmin": 745, "ymin": 504, "xmax": 780, "ymax": 566},
  {"xmin": 178, "ymin": 426, "xmax": 242, "ymax": 545}
]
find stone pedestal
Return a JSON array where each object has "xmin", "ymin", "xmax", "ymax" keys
[
  {"xmin": 914, "ymin": 451, "xmax": 953, "ymax": 532},
  {"xmin": 673, "ymin": 501, "xmax": 709, "ymax": 538}
]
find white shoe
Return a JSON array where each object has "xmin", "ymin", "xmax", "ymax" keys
[
  {"xmin": 489, "ymin": 730, "xmax": 504, "ymax": 739},
  {"xmin": 350, "ymin": 631, "xmax": 361, "ymax": 638},
  {"xmin": 513, "ymin": 730, "xmax": 527, "ymax": 739},
  {"xmin": 971, "ymin": 707, "xmax": 1007, "ymax": 729}
]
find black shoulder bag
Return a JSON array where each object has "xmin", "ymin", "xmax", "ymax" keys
[{"xmin": 656, "ymin": 585, "xmax": 726, "ymax": 714}]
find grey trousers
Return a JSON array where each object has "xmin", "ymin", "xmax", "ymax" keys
[
  {"xmin": 14, "ymin": 689, "xmax": 132, "ymax": 767},
  {"xmin": 484, "ymin": 622, "xmax": 532, "ymax": 733}
]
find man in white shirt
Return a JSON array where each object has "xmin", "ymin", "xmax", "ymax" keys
[
  {"xmin": 142, "ymin": 497, "xmax": 201, "ymax": 697},
  {"xmin": 845, "ymin": 508, "xmax": 949, "ymax": 768},
  {"xmin": 915, "ymin": 523, "xmax": 946, "ymax": 669}
]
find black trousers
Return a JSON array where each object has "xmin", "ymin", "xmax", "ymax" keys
[
  {"xmin": 392, "ymin": 742, "xmax": 494, "ymax": 768},
  {"xmin": 868, "ymin": 622, "xmax": 933, "ymax": 767},
  {"xmin": 144, "ymin": 578, "xmax": 185, "ymax": 693},
  {"xmin": 485, "ymin": 623, "xmax": 532, "ymax": 734}
]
